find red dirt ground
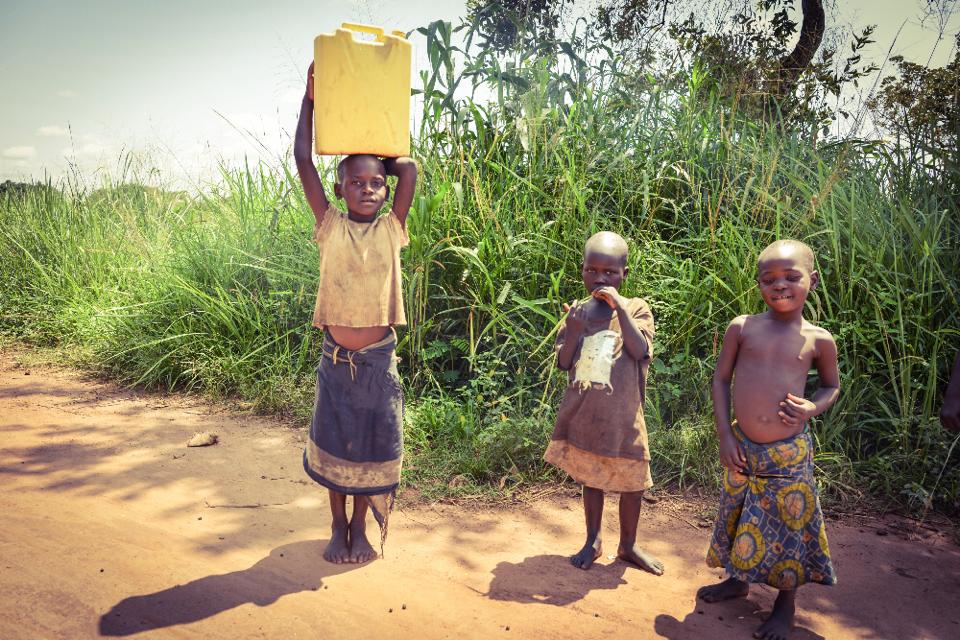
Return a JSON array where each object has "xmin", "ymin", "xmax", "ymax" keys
[{"xmin": 2, "ymin": 350, "xmax": 959, "ymax": 639}]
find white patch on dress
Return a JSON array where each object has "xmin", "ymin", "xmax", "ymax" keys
[{"xmin": 573, "ymin": 329, "xmax": 619, "ymax": 393}]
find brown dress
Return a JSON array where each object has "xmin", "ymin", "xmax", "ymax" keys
[{"xmin": 543, "ymin": 297, "xmax": 655, "ymax": 492}]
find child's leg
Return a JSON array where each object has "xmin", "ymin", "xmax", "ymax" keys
[
  {"xmin": 347, "ymin": 495, "xmax": 377, "ymax": 563},
  {"xmin": 323, "ymin": 489, "xmax": 350, "ymax": 564},
  {"xmin": 571, "ymin": 486, "xmax": 604, "ymax": 570},
  {"xmin": 616, "ymin": 491, "xmax": 664, "ymax": 575},
  {"xmin": 753, "ymin": 588, "xmax": 795, "ymax": 640}
]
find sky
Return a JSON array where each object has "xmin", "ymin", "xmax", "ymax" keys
[{"xmin": 1, "ymin": 0, "xmax": 956, "ymax": 187}]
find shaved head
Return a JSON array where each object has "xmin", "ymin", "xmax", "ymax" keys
[
  {"xmin": 758, "ymin": 239, "xmax": 815, "ymax": 272},
  {"xmin": 337, "ymin": 154, "xmax": 386, "ymax": 183},
  {"xmin": 584, "ymin": 231, "xmax": 629, "ymax": 266}
]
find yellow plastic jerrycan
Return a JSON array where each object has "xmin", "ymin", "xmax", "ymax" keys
[{"xmin": 313, "ymin": 23, "xmax": 412, "ymax": 156}]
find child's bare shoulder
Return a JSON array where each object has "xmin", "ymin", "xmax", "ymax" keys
[
  {"xmin": 724, "ymin": 314, "xmax": 752, "ymax": 336},
  {"xmin": 801, "ymin": 319, "xmax": 837, "ymax": 349},
  {"xmin": 735, "ymin": 312, "xmax": 790, "ymax": 342}
]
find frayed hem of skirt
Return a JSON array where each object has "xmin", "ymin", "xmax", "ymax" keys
[{"xmin": 302, "ymin": 451, "xmax": 399, "ymax": 496}]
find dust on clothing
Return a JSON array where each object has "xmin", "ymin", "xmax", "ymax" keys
[
  {"xmin": 303, "ymin": 330, "xmax": 404, "ymax": 548},
  {"xmin": 544, "ymin": 297, "xmax": 655, "ymax": 493},
  {"xmin": 312, "ymin": 204, "xmax": 408, "ymax": 328}
]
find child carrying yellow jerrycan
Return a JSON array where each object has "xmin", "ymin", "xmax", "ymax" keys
[
  {"xmin": 295, "ymin": 23, "xmax": 418, "ymax": 564},
  {"xmin": 313, "ymin": 23, "xmax": 412, "ymax": 156}
]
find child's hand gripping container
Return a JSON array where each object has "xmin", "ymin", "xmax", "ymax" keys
[{"xmin": 313, "ymin": 23, "xmax": 412, "ymax": 156}]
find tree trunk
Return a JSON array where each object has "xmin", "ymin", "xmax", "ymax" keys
[{"xmin": 771, "ymin": 0, "xmax": 825, "ymax": 100}]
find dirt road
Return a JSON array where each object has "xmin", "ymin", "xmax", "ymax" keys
[{"xmin": 2, "ymin": 351, "xmax": 959, "ymax": 640}]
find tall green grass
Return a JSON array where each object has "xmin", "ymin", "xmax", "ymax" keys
[{"xmin": 2, "ymin": 17, "xmax": 958, "ymax": 511}]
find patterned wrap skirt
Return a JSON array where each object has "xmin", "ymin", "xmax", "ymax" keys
[
  {"xmin": 706, "ymin": 423, "xmax": 836, "ymax": 590},
  {"xmin": 303, "ymin": 330, "xmax": 403, "ymax": 550}
]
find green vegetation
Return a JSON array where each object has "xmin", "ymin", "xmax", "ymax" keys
[{"xmin": 2, "ymin": 12, "xmax": 958, "ymax": 513}]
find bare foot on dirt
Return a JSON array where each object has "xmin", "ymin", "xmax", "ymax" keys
[
  {"xmin": 754, "ymin": 590, "xmax": 795, "ymax": 640},
  {"xmin": 348, "ymin": 525, "xmax": 377, "ymax": 564},
  {"xmin": 617, "ymin": 543, "xmax": 664, "ymax": 575},
  {"xmin": 697, "ymin": 577, "xmax": 750, "ymax": 602},
  {"xmin": 323, "ymin": 526, "xmax": 350, "ymax": 564},
  {"xmin": 570, "ymin": 537, "xmax": 602, "ymax": 570}
]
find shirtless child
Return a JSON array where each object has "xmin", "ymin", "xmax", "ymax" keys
[
  {"xmin": 544, "ymin": 232, "xmax": 664, "ymax": 576},
  {"xmin": 697, "ymin": 240, "xmax": 840, "ymax": 640}
]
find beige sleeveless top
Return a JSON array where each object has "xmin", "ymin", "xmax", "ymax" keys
[{"xmin": 312, "ymin": 204, "xmax": 408, "ymax": 328}]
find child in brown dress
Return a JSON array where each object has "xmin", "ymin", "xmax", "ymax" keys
[{"xmin": 544, "ymin": 231, "xmax": 665, "ymax": 575}]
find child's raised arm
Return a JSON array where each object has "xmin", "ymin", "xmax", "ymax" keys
[
  {"xmin": 713, "ymin": 317, "xmax": 747, "ymax": 473},
  {"xmin": 592, "ymin": 289, "xmax": 651, "ymax": 361},
  {"xmin": 294, "ymin": 62, "xmax": 330, "ymax": 225},
  {"xmin": 556, "ymin": 300, "xmax": 588, "ymax": 370},
  {"xmin": 382, "ymin": 156, "xmax": 417, "ymax": 227}
]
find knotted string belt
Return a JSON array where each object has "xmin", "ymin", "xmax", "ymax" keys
[
  {"xmin": 321, "ymin": 329, "xmax": 397, "ymax": 383},
  {"xmin": 325, "ymin": 344, "xmax": 359, "ymax": 381}
]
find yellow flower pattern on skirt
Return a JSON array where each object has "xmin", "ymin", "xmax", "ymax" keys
[
  {"xmin": 705, "ymin": 424, "xmax": 836, "ymax": 589},
  {"xmin": 730, "ymin": 523, "xmax": 766, "ymax": 571}
]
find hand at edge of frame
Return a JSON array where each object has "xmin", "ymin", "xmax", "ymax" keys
[{"xmin": 940, "ymin": 400, "xmax": 960, "ymax": 432}]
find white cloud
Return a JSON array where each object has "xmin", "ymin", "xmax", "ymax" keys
[
  {"xmin": 80, "ymin": 142, "xmax": 108, "ymax": 156},
  {"xmin": 2, "ymin": 146, "xmax": 37, "ymax": 159},
  {"xmin": 59, "ymin": 132, "xmax": 112, "ymax": 158},
  {"xmin": 61, "ymin": 140, "xmax": 110, "ymax": 158},
  {"xmin": 57, "ymin": 89, "xmax": 77, "ymax": 98},
  {"xmin": 37, "ymin": 125, "xmax": 69, "ymax": 137}
]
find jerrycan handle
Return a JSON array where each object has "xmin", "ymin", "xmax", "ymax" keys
[{"xmin": 340, "ymin": 22, "xmax": 386, "ymax": 42}]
